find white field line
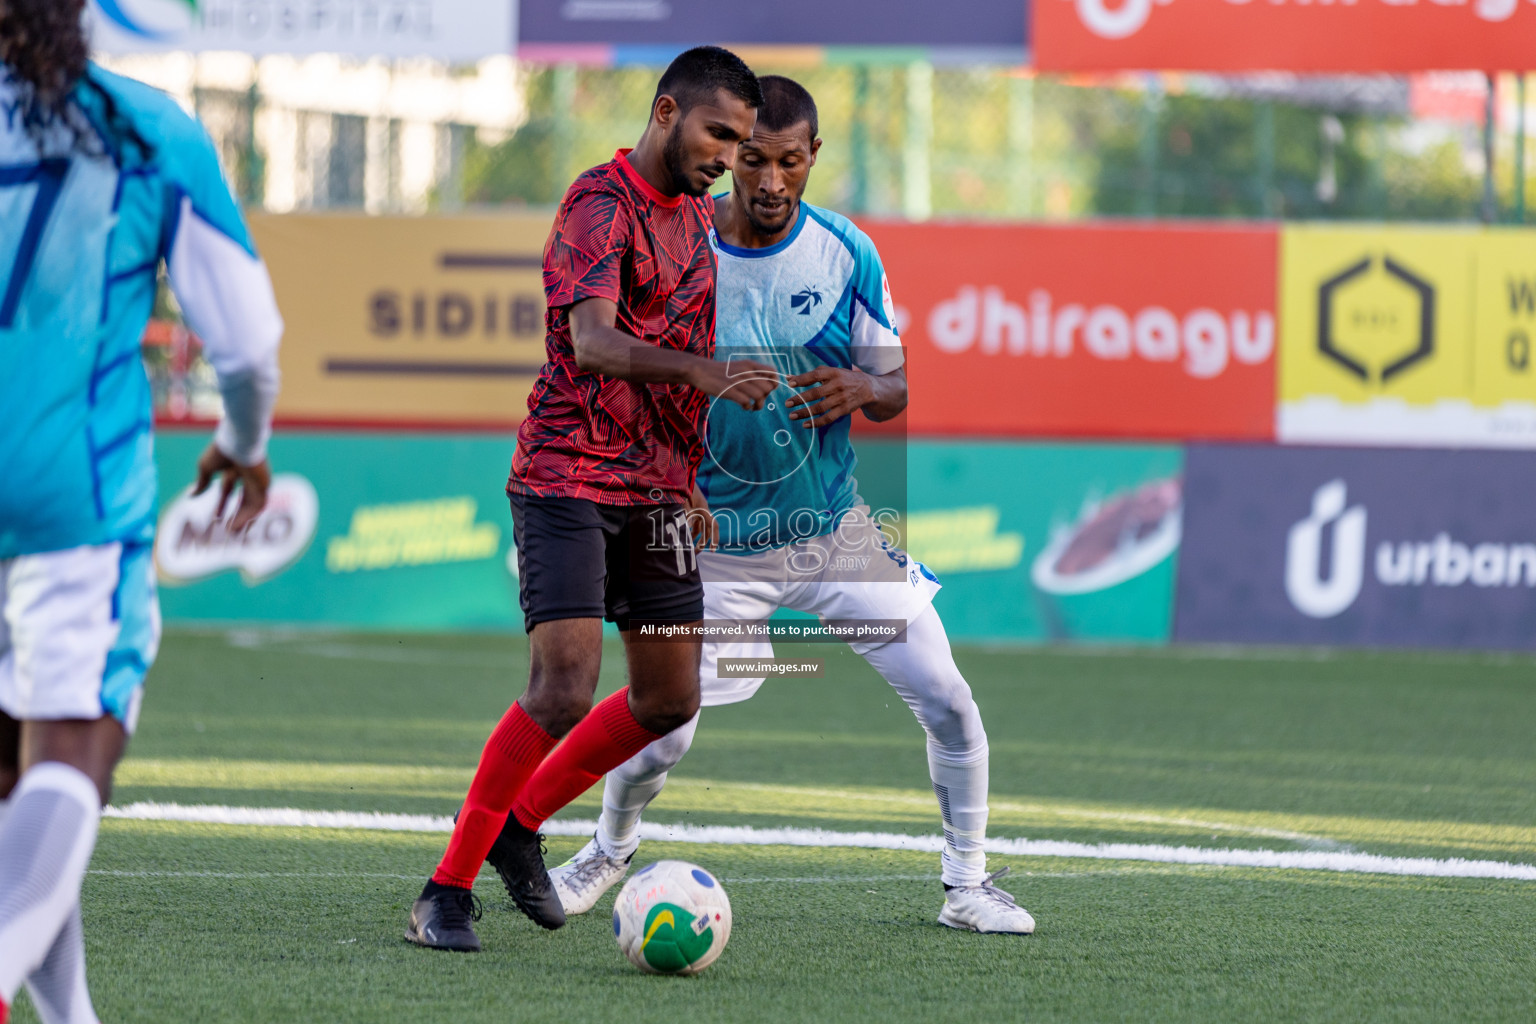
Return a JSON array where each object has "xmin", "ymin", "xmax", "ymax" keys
[
  {"xmin": 104, "ymin": 802, "xmax": 1536, "ymax": 882},
  {"xmin": 86, "ymin": 869, "xmax": 944, "ymax": 884},
  {"xmin": 691, "ymin": 780, "xmax": 1340, "ymax": 846}
]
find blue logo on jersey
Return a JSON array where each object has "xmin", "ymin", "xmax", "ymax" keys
[
  {"xmin": 790, "ymin": 288, "xmax": 823, "ymax": 316},
  {"xmin": 93, "ymin": 0, "xmax": 197, "ymax": 41}
]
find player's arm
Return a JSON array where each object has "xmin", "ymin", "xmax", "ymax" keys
[
  {"xmin": 784, "ymin": 365, "xmax": 906, "ymax": 428},
  {"xmin": 786, "ymin": 227, "xmax": 908, "ymax": 428},
  {"xmin": 569, "ymin": 298, "xmax": 778, "ymax": 412},
  {"xmin": 163, "ymin": 122, "xmax": 284, "ymax": 530}
]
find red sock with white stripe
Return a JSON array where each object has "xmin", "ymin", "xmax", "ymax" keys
[
  {"xmin": 431, "ymin": 702, "xmax": 557, "ymax": 889},
  {"xmin": 510, "ymin": 687, "xmax": 663, "ymax": 831}
]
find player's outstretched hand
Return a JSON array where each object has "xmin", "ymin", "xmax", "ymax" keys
[
  {"xmin": 193, "ymin": 442, "xmax": 272, "ymax": 532},
  {"xmin": 785, "ymin": 366, "xmax": 873, "ymax": 428},
  {"xmin": 690, "ymin": 357, "xmax": 780, "ymax": 411}
]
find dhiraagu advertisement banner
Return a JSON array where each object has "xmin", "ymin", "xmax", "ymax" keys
[
  {"xmin": 899, "ymin": 440, "xmax": 1184, "ymax": 644},
  {"xmin": 153, "ymin": 429, "xmax": 521, "ymax": 630}
]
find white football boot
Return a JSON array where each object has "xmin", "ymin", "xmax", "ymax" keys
[
  {"xmin": 937, "ymin": 867, "xmax": 1036, "ymax": 934},
  {"xmin": 549, "ymin": 835, "xmax": 633, "ymax": 915}
]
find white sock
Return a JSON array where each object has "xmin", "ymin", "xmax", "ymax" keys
[
  {"xmin": 928, "ymin": 747, "xmax": 991, "ymax": 888},
  {"xmin": 25, "ymin": 903, "xmax": 99, "ymax": 1024},
  {"xmin": 597, "ymin": 712, "xmax": 700, "ymax": 860},
  {"xmin": 859, "ymin": 606, "xmax": 992, "ymax": 888},
  {"xmin": 0, "ymin": 763, "xmax": 101, "ymax": 1003}
]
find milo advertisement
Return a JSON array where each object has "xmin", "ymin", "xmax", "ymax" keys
[
  {"xmin": 153, "ymin": 430, "xmax": 521, "ymax": 630},
  {"xmin": 150, "ymin": 431, "xmax": 1181, "ymax": 642},
  {"xmin": 900, "ymin": 440, "xmax": 1183, "ymax": 643}
]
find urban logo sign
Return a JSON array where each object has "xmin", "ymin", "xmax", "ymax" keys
[{"xmin": 1284, "ymin": 478, "xmax": 1536, "ymax": 619}]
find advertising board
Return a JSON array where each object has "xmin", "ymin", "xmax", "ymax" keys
[
  {"xmin": 1175, "ymin": 444, "xmax": 1536, "ymax": 650},
  {"xmin": 89, "ymin": 0, "xmax": 515, "ymax": 60},
  {"xmin": 1278, "ymin": 225, "xmax": 1536, "ymax": 448},
  {"xmin": 1033, "ymin": 0, "xmax": 1536, "ymax": 73},
  {"xmin": 863, "ymin": 221, "xmax": 1277, "ymax": 440},
  {"xmin": 518, "ymin": 0, "xmax": 1025, "ymax": 48},
  {"xmin": 249, "ymin": 214, "xmax": 550, "ymax": 430},
  {"xmin": 150, "ymin": 431, "xmax": 1181, "ymax": 643},
  {"xmin": 904, "ymin": 440, "xmax": 1183, "ymax": 643},
  {"xmin": 153, "ymin": 430, "xmax": 521, "ymax": 629}
]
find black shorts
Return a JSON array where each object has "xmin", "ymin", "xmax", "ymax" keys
[{"xmin": 508, "ymin": 490, "xmax": 704, "ymax": 633}]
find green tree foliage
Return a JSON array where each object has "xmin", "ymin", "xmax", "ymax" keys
[
  {"xmin": 461, "ymin": 63, "xmax": 1506, "ymax": 224},
  {"xmin": 1091, "ymin": 90, "xmax": 1487, "ymax": 221}
]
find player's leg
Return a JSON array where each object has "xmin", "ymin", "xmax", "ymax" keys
[
  {"xmin": 0, "ymin": 709, "xmax": 13, "ymax": 1024},
  {"xmin": 597, "ymin": 567, "xmax": 779, "ymax": 859},
  {"xmin": 0, "ymin": 711, "xmax": 95, "ymax": 1024},
  {"xmin": 505, "ymin": 503, "xmax": 705, "ymax": 904},
  {"xmin": 857, "ymin": 606, "xmax": 1033, "ymax": 934},
  {"xmin": 23, "ymin": 904, "xmax": 92, "ymax": 1024},
  {"xmin": 592, "ymin": 713, "xmax": 699, "ymax": 842},
  {"xmin": 413, "ymin": 617, "xmax": 596, "ymax": 943},
  {"xmin": 552, "ymin": 556, "xmax": 782, "ymax": 915},
  {"xmin": 858, "ymin": 606, "xmax": 989, "ymax": 885},
  {"xmin": 0, "ymin": 712, "xmax": 17, "ymax": 798},
  {"xmin": 507, "ymin": 631, "xmax": 700, "ymax": 836},
  {"xmin": 5, "ymin": 719, "xmax": 121, "ymax": 1024},
  {"xmin": 408, "ymin": 494, "xmax": 613, "ymax": 948},
  {"xmin": 0, "ymin": 543, "xmax": 154, "ymax": 1019}
]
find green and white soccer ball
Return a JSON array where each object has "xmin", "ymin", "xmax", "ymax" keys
[{"xmin": 613, "ymin": 860, "xmax": 732, "ymax": 976}]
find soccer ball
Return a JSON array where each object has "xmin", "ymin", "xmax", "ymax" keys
[{"xmin": 613, "ymin": 860, "xmax": 732, "ymax": 976}]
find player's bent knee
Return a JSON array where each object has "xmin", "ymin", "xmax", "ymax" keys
[
  {"xmin": 631, "ymin": 692, "xmax": 701, "ymax": 737},
  {"xmin": 625, "ymin": 735, "xmax": 689, "ymax": 779},
  {"xmin": 520, "ymin": 691, "xmax": 595, "ymax": 737},
  {"xmin": 922, "ymin": 692, "xmax": 987, "ymax": 755}
]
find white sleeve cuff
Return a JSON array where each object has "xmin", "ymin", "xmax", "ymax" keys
[{"xmin": 212, "ymin": 365, "xmax": 279, "ymax": 466}]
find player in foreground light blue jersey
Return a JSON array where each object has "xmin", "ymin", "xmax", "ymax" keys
[
  {"xmin": 0, "ymin": 4, "xmax": 282, "ymax": 1020},
  {"xmin": 548, "ymin": 77, "xmax": 1034, "ymax": 935}
]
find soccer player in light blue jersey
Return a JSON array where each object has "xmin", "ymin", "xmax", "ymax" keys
[
  {"xmin": 0, "ymin": 4, "xmax": 282, "ymax": 1020},
  {"xmin": 548, "ymin": 77, "xmax": 1034, "ymax": 935}
]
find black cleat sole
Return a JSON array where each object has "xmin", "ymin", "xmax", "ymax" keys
[{"xmin": 403, "ymin": 929, "xmax": 480, "ymax": 952}]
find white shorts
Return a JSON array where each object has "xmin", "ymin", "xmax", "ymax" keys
[
  {"xmin": 0, "ymin": 542, "xmax": 161, "ymax": 733},
  {"xmin": 698, "ymin": 509, "xmax": 940, "ymax": 707}
]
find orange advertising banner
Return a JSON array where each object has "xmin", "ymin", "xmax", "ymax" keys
[
  {"xmin": 861, "ymin": 221, "xmax": 1278, "ymax": 440},
  {"xmin": 1033, "ymin": 0, "xmax": 1536, "ymax": 73}
]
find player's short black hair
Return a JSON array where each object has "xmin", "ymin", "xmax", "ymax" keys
[
  {"xmin": 652, "ymin": 46, "xmax": 763, "ymax": 118},
  {"xmin": 755, "ymin": 76, "xmax": 819, "ymax": 143}
]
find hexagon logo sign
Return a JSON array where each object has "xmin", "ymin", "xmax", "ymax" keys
[
  {"xmin": 1316, "ymin": 254, "xmax": 1436, "ymax": 385},
  {"xmin": 1277, "ymin": 224, "xmax": 1503, "ymax": 448}
]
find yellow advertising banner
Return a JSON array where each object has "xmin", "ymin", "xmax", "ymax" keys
[
  {"xmin": 1278, "ymin": 224, "xmax": 1536, "ymax": 448},
  {"xmin": 1472, "ymin": 233, "xmax": 1536, "ymax": 410},
  {"xmin": 249, "ymin": 213, "xmax": 556, "ymax": 428}
]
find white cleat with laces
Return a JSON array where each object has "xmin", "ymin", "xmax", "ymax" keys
[
  {"xmin": 549, "ymin": 835, "xmax": 633, "ymax": 915},
  {"xmin": 938, "ymin": 867, "xmax": 1036, "ymax": 934}
]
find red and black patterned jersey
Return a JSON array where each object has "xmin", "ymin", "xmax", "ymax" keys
[{"xmin": 508, "ymin": 149, "xmax": 717, "ymax": 506}]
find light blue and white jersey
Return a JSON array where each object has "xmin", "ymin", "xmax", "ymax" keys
[
  {"xmin": 700, "ymin": 202, "xmax": 904, "ymax": 553},
  {"xmin": 0, "ymin": 63, "xmax": 281, "ymax": 558}
]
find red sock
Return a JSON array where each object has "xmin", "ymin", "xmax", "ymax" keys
[
  {"xmin": 432, "ymin": 702, "xmax": 558, "ymax": 888},
  {"xmin": 511, "ymin": 687, "xmax": 663, "ymax": 830}
]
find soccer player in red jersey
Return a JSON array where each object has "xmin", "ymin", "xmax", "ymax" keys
[{"xmin": 407, "ymin": 47, "xmax": 775, "ymax": 952}]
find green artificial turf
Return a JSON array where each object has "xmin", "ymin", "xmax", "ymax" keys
[{"xmin": 12, "ymin": 629, "xmax": 1536, "ymax": 1023}]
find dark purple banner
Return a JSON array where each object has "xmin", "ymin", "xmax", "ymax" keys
[
  {"xmin": 1175, "ymin": 444, "xmax": 1536, "ymax": 650},
  {"xmin": 519, "ymin": 0, "xmax": 1027, "ymax": 47}
]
